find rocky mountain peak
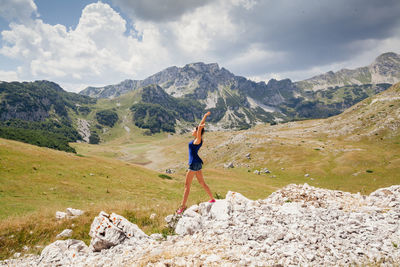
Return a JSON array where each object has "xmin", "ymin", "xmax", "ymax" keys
[
  {"xmin": 183, "ymin": 62, "xmax": 220, "ymax": 73},
  {"xmin": 267, "ymin": 78, "xmax": 293, "ymax": 87},
  {"xmin": 374, "ymin": 52, "xmax": 400, "ymax": 64}
]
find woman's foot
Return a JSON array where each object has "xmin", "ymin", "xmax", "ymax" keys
[
  {"xmin": 176, "ymin": 205, "xmax": 186, "ymax": 214},
  {"xmin": 208, "ymin": 199, "xmax": 216, "ymax": 203}
]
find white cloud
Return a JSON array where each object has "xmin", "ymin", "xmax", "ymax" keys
[
  {"xmin": 169, "ymin": 1, "xmax": 238, "ymax": 56},
  {"xmin": 0, "ymin": 0, "xmax": 244, "ymax": 90},
  {"xmin": 226, "ymin": 44, "xmax": 286, "ymax": 69},
  {"xmin": 0, "ymin": 2, "xmax": 171, "ymax": 89},
  {"xmin": 0, "ymin": 0, "xmax": 38, "ymax": 22},
  {"xmin": 0, "ymin": 70, "xmax": 18, "ymax": 81}
]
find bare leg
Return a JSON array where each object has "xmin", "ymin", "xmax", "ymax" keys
[
  {"xmin": 195, "ymin": 170, "xmax": 213, "ymax": 200},
  {"xmin": 181, "ymin": 170, "xmax": 195, "ymax": 208}
]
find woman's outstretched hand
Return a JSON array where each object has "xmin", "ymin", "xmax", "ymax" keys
[{"xmin": 199, "ymin": 111, "xmax": 211, "ymax": 126}]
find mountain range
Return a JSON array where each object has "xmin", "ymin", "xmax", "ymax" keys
[
  {"xmin": 0, "ymin": 52, "xmax": 399, "ymax": 151},
  {"xmin": 80, "ymin": 52, "xmax": 399, "ymax": 130}
]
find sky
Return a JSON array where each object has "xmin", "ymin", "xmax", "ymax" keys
[{"xmin": 0, "ymin": 0, "xmax": 400, "ymax": 92}]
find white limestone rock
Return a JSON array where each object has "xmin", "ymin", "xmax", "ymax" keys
[
  {"xmin": 89, "ymin": 211, "xmax": 148, "ymax": 252},
  {"xmin": 3, "ymin": 184, "xmax": 400, "ymax": 266},
  {"xmin": 38, "ymin": 239, "xmax": 89, "ymax": 265},
  {"xmin": 175, "ymin": 215, "xmax": 202, "ymax": 235},
  {"xmin": 66, "ymin": 208, "xmax": 84, "ymax": 217},
  {"xmin": 56, "ymin": 208, "xmax": 84, "ymax": 220},
  {"xmin": 209, "ymin": 200, "xmax": 230, "ymax": 221},
  {"xmin": 150, "ymin": 233, "xmax": 164, "ymax": 240},
  {"xmin": 55, "ymin": 211, "xmax": 67, "ymax": 220},
  {"xmin": 224, "ymin": 162, "xmax": 234, "ymax": 168},
  {"xmin": 56, "ymin": 229, "xmax": 73, "ymax": 239}
]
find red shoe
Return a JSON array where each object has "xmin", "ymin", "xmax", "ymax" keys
[
  {"xmin": 208, "ymin": 199, "xmax": 216, "ymax": 203},
  {"xmin": 176, "ymin": 206, "xmax": 186, "ymax": 214}
]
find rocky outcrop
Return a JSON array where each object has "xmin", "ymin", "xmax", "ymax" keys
[
  {"xmin": 88, "ymin": 211, "xmax": 148, "ymax": 252},
  {"xmin": 2, "ymin": 184, "xmax": 400, "ymax": 266},
  {"xmin": 76, "ymin": 118, "xmax": 90, "ymax": 143}
]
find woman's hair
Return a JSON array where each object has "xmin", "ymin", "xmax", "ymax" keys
[{"xmin": 195, "ymin": 126, "xmax": 205, "ymax": 136}]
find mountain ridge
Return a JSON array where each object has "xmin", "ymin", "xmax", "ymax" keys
[
  {"xmin": 77, "ymin": 52, "xmax": 398, "ymax": 131},
  {"xmin": 296, "ymin": 52, "xmax": 400, "ymax": 91},
  {"xmin": 80, "ymin": 52, "xmax": 400, "ymax": 99}
]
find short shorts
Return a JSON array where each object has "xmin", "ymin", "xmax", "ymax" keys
[{"xmin": 188, "ymin": 162, "xmax": 202, "ymax": 171}]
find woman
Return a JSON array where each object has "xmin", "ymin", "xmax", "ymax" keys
[{"xmin": 177, "ymin": 111, "xmax": 215, "ymax": 214}]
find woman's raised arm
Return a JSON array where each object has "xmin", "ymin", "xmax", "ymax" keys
[
  {"xmin": 194, "ymin": 111, "xmax": 211, "ymax": 144},
  {"xmin": 198, "ymin": 111, "xmax": 211, "ymax": 129}
]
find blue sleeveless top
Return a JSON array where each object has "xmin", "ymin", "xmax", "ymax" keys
[{"xmin": 188, "ymin": 139, "xmax": 203, "ymax": 165}]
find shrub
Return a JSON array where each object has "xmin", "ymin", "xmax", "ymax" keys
[
  {"xmin": 89, "ymin": 131, "xmax": 100, "ymax": 144},
  {"xmin": 158, "ymin": 174, "xmax": 172, "ymax": 180},
  {"xmin": 95, "ymin": 110, "xmax": 119, "ymax": 127}
]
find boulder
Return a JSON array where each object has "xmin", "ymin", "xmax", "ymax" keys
[
  {"xmin": 89, "ymin": 211, "xmax": 148, "ymax": 252},
  {"xmin": 38, "ymin": 239, "xmax": 89, "ymax": 265},
  {"xmin": 55, "ymin": 211, "xmax": 67, "ymax": 220},
  {"xmin": 66, "ymin": 208, "xmax": 84, "ymax": 217},
  {"xmin": 56, "ymin": 208, "xmax": 84, "ymax": 220}
]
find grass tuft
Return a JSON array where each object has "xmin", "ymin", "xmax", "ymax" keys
[
  {"xmin": 158, "ymin": 174, "xmax": 172, "ymax": 180},
  {"xmin": 214, "ymin": 192, "xmax": 223, "ymax": 199}
]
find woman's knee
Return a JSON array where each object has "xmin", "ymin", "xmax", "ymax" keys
[{"xmin": 200, "ymin": 181, "xmax": 207, "ymax": 187}]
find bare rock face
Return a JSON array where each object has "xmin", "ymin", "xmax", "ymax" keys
[
  {"xmin": 89, "ymin": 211, "xmax": 148, "ymax": 252},
  {"xmin": 76, "ymin": 118, "xmax": 91, "ymax": 143}
]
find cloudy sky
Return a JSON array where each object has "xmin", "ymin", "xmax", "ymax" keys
[{"xmin": 0, "ymin": 0, "xmax": 400, "ymax": 92}]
